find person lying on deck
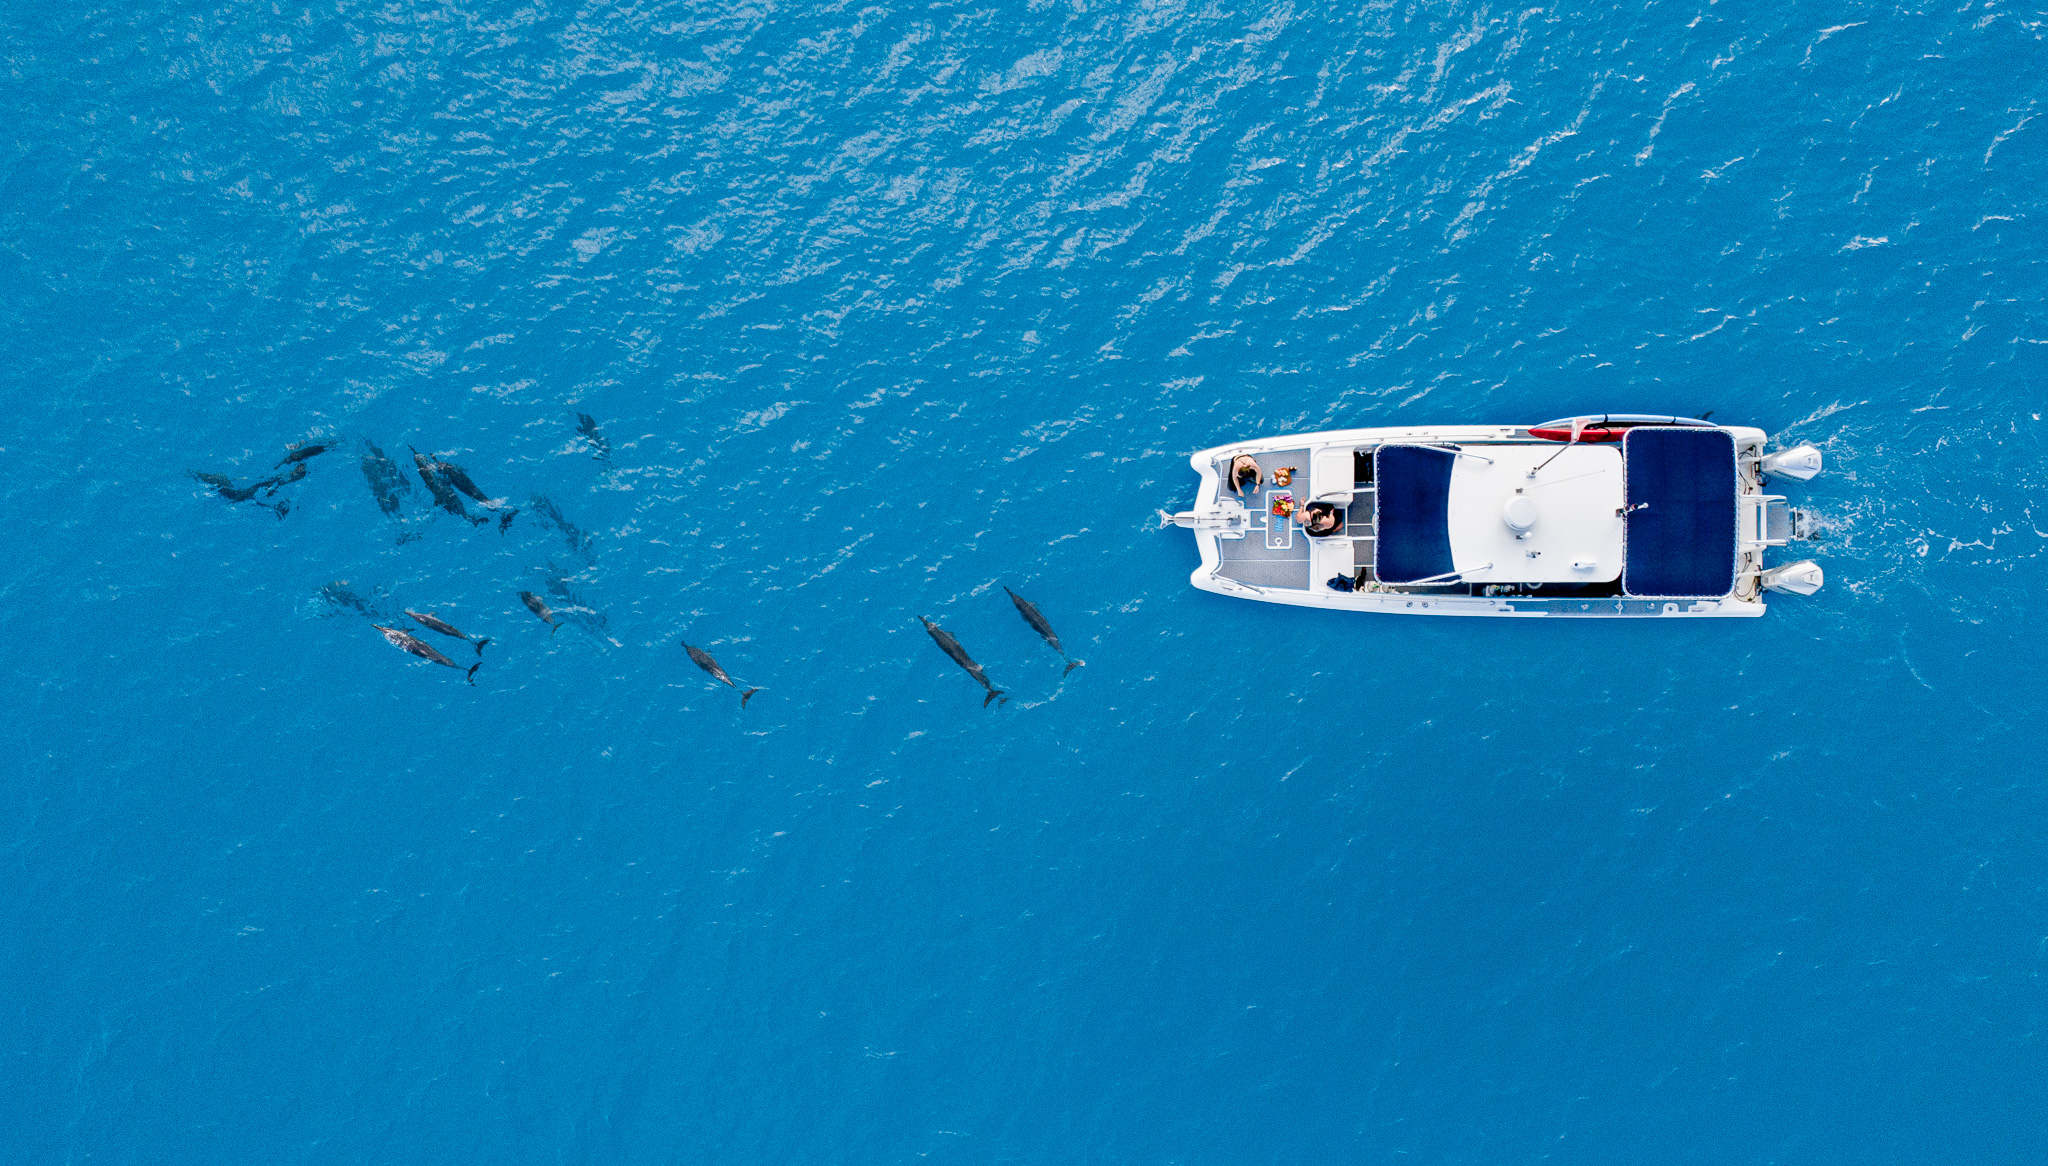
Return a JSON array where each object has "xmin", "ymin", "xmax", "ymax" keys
[
  {"xmin": 1298, "ymin": 501, "xmax": 1343, "ymax": 537},
  {"xmin": 1227, "ymin": 455, "xmax": 1262, "ymax": 498}
]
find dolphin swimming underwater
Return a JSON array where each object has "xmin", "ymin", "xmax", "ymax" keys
[
  {"xmin": 420, "ymin": 453, "xmax": 495, "ymax": 506},
  {"xmin": 411, "ymin": 448, "xmax": 484, "ymax": 525},
  {"xmin": 426, "ymin": 452, "xmax": 516, "ymax": 527},
  {"xmin": 319, "ymin": 580, "xmax": 388, "ymax": 619},
  {"xmin": 682, "ymin": 642, "xmax": 759, "ymax": 707},
  {"xmin": 576, "ymin": 413, "xmax": 611, "ymax": 461},
  {"xmin": 373, "ymin": 624, "xmax": 479, "ymax": 682},
  {"xmin": 359, "ymin": 441, "xmax": 420, "ymax": 541},
  {"xmin": 263, "ymin": 463, "xmax": 307, "ymax": 494},
  {"xmin": 1004, "ymin": 587, "xmax": 1084, "ymax": 676},
  {"xmin": 405, "ymin": 610, "xmax": 489, "ymax": 655},
  {"xmin": 360, "ymin": 442, "xmax": 410, "ymax": 515},
  {"xmin": 190, "ymin": 470, "xmax": 291, "ymax": 517},
  {"xmin": 518, "ymin": 591, "xmax": 560, "ymax": 634},
  {"xmin": 919, "ymin": 617, "xmax": 1005, "ymax": 707},
  {"xmin": 191, "ymin": 471, "xmax": 261, "ymax": 503},
  {"xmin": 275, "ymin": 442, "xmax": 332, "ymax": 468}
]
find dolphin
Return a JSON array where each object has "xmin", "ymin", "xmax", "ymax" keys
[
  {"xmin": 919, "ymin": 617, "xmax": 1005, "ymax": 706},
  {"xmin": 430, "ymin": 454, "xmax": 514, "ymax": 527},
  {"xmin": 519, "ymin": 591, "xmax": 560, "ymax": 635},
  {"xmin": 411, "ymin": 448, "xmax": 484, "ymax": 525},
  {"xmin": 319, "ymin": 580, "xmax": 385, "ymax": 619},
  {"xmin": 374, "ymin": 624, "xmax": 479, "ymax": 683},
  {"xmin": 1004, "ymin": 587, "xmax": 1084, "ymax": 676},
  {"xmin": 405, "ymin": 610, "xmax": 489, "ymax": 655},
  {"xmin": 360, "ymin": 441, "xmax": 419, "ymax": 541},
  {"xmin": 262, "ymin": 462, "xmax": 307, "ymax": 495},
  {"xmin": 190, "ymin": 470, "xmax": 291, "ymax": 517},
  {"xmin": 576, "ymin": 413, "xmax": 611, "ymax": 461},
  {"xmin": 275, "ymin": 442, "xmax": 332, "ymax": 468},
  {"xmin": 424, "ymin": 454, "xmax": 495, "ymax": 506},
  {"xmin": 191, "ymin": 471, "xmax": 261, "ymax": 503},
  {"xmin": 683, "ymin": 642, "xmax": 759, "ymax": 707},
  {"xmin": 360, "ymin": 441, "xmax": 410, "ymax": 516},
  {"xmin": 358, "ymin": 438, "xmax": 413, "ymax": 528}
]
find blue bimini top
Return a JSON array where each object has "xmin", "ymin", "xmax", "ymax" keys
[
  {"xmin": 1622, "ymin": 428, "xmax": 1737, "ymax": 597},
  {"xmin": 1373, "ymin": 445, "xmax": 1456, "ymax": 583}
]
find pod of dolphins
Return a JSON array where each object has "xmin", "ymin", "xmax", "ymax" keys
[
  {"xmin": 198, "ymin": 422, "xmax": 1089, "ymax": 708},
  {"xmin": 915, "ymin": 590, "xmax": 1084, "ymax": 708}
]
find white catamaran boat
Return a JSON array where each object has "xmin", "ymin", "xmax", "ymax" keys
[{"xmin": 1164, "ymin": 416, "xmax": 1826, "ymax": 618}]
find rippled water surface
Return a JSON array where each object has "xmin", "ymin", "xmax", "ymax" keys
[{"xmin": 5, "ymin": 1, "xmax": 2046, "ymax": 1162}]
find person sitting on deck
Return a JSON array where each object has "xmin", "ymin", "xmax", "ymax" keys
[
  {"xmin": 1298, "ymin": 501, "xmax": 1343, "ymax": 537},
  {"xmin": 1226, "ymin": 454, "xmax": 1262, "ymax": 498}
]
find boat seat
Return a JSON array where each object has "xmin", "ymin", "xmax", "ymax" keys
[
  {"xmin": 1311, "ymin": 447, "xmax": 1355, "ymax": 502},
  {"xmin": 1310, "ymin": 531, "xmax": 1355, "ymax": 583}
]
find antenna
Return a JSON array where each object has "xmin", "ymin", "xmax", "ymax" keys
[{"xmin": 1528, "ymin": 417, "xmax": 1586, "ymax": 478}]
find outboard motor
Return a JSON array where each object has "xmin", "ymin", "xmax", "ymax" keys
[
  {"xmin": 1760, "ymin": 442, "xmax": 1824, "ymax": 481},
  {"xmin": 1759, "ymin": 559, "xmax": 1825, "ymax": 596}
]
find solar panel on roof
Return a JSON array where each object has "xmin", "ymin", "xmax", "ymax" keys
[
  {"xmin": 1622, "ymin": 428, "xmax": 1737, "ymax": 598},
  {"xmin": 1373, "ymin": 445, "xmax": 1456, "ymax": 583}
]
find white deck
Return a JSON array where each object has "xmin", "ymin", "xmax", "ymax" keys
[{"xmin": 1447, "ymin": 444, "xmax": 1623, "ymax": 584}]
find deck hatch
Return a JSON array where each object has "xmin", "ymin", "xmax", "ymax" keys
[
  {"xmin": 1622, "ymin": 428, "xmax": 1737, "ymax": 597},
  {"xmin": 1373, "ymin": 445, "xmax": 1456, "ymax": 583}
]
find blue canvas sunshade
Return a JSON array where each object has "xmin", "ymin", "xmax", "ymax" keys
[
  {"xmin": 1623, "ymin": 428, "xmax": 1737, "ymax": 597},
  {"xmin": 1374, "ymin": 445, "xmax": 1456, "ymax": 583}
]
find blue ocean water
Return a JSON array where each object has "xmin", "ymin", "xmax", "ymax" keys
[{"xmin": 4, "ymin": 0, "xmax": 2045, "ymax": 1161}]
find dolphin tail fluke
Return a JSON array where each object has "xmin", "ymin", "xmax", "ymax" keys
[
  {"xmin": 741, "ymin": 687, "xmax": 760, "ymax": 708},
  {"xmin": 549, "ymin": 622, "xmax": 560, "ymax": 636},
  {"xmin": 983, "ymin": 689, "xmax": 1005, "ymax": 708},
  {"xmin": 1063, "ymin": 659, "xmax": 1085, "ymax": 676},
  {"xmin": 474, "ymin": 637, "xmax": 491, "ymax": 656},
  {"xmin": 466, "ymin": 663, "xmax": 480, "ymax": 684}
]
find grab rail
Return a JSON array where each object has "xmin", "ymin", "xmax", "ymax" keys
[{"xmin": 1394, "ymin": 564, "xmax": 1490, "ymax": 587}]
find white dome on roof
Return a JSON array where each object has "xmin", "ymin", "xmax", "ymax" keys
[{"xmin": 1502, "ymin": 494, "xmax": 1538, "ymax": 533}]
